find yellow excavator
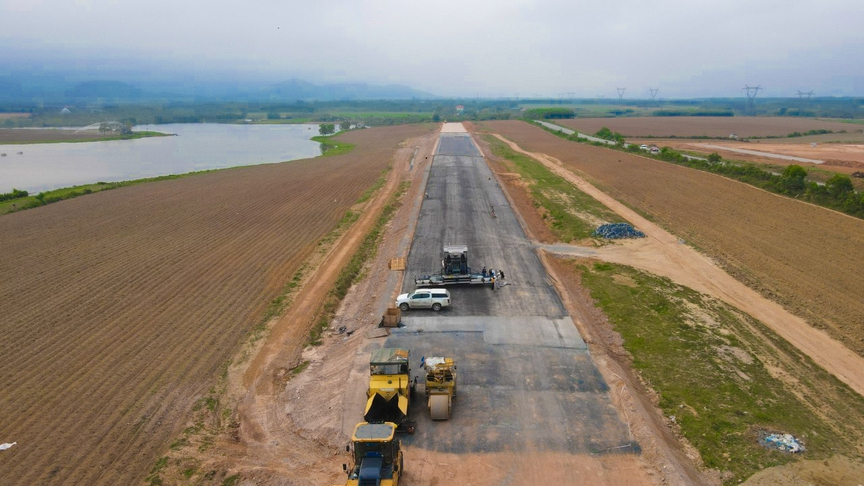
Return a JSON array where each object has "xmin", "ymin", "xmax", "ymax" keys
[
  {"xmin": 364, "ymin": 348, "xmax": 415, "ymax": 433},
  {"xmin": 337, "ymin": 422, "xmax": 403, "ymax": 486},
  {"xmin": 423, "ymin": 357, "xmax": 457, "ymax": 420}
]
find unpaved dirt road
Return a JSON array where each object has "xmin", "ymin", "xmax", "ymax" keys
[{"xmin": 491, "ymin": 133, "xmax": 864, "ymax": 399}]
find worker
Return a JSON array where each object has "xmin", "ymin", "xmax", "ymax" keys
[
  {"xmin": 482, "ymin": 266, "xmax": 487, "ymax": 276},
  {"xmin": 499, "ymin": 270, "xmax": 505, "ymax": 281}
]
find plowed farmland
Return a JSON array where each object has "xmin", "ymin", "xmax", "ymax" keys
[
  {"xmin": 557, "ymin": 116, "xmax": 858, "ymax": 138},
  {"xmin": 477, "ymin": 120, "xmax": 864, "ymax": 358},
  {"xmin": 0, "ymin": 124, "xmax": 433, "ymax": 485}
]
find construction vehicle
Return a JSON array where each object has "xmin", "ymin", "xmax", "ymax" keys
[
  {"xmin": 337, "ymin": 422, "xmax": 404, "ymax": 486},
  {"xmin": 423, "ymin": 357, "xmax": 457, "ymax": 420},
  {"xmin": 414, "ymin": 245, "xmax": 495, "ymax": 287},
  {"xmin": 364, "ymin": 348, "xmax": 415, "ymax": 433}
]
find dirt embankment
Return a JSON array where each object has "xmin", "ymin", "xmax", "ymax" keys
[
  {"xmin": 557, "ymin": 116, "xmax": 859, "ymax": 138},
  {"xmin": 0, "ymin": 124, "xmax": 433, "ymax": 485},
  {"xmin": 478, "ymin": 120, "xmax": 864, "ymax": 361}
]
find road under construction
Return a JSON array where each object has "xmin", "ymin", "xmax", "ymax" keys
[{"xmin": 352, "ymin": 123, "xmax": 639, "ymax": 464}]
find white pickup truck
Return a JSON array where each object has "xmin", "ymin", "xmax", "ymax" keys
[{"xmin": 396, "ymin": 289, "xmax": 451, "ymax": 311}]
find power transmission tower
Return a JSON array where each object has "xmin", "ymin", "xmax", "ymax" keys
[
  {"xmin": 743, "ymin": 85, "xmax": 762, "ymax": 113},
  {"xmin": 796, "ymin": 90, "xmax": 814, "ymax": 101},
  {"xmin": 649, "ymin": 88, "xmax": 660, "ymax": 104},
  {"xmin": 567, "ymin": 92, "xmax": 575, "ymax": 101},
  {"xmin": 616, "ymin": 87, "xmax": 626, "ymax": 101}
]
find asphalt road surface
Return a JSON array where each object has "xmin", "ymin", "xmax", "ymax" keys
[{"xmin": 387, "ymin": 130, "xmax": 638, "ymax": 455}]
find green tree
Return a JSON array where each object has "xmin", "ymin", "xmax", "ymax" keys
[
  {"xmin": 707, "ymin": 152, "xmax": 722, "ymax": 163},
  {"xmin": 340, "ymin": 121, "xmax": 352, "ymax": 131},
  {"xmin": 318, "ymin": 123, "xmax": 335, "ymax": 135},
  {"xmin": 826, "ymin": 174, "xmax": 854, "ymax": 198},
  {"xmin": 780, "ymin": 165, "xmax": 808, "ymax": 192},
  {"xmin": 267, "ymin": 112, "xmax": 281, "ymax": 120}
]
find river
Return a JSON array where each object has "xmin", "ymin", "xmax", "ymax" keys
[{"xmin": 0, "ymin": 123, "xmax": 324, "ymax": 193}]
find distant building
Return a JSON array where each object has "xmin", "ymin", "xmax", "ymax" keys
[
  {"xmin": 60, "ymin": 107, "xmax": 71, "ymax": 115},
  {"xmin": 455, "ymin": 105, "xmax": 465, "ymax": 114}
]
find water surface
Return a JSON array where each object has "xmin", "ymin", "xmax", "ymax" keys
[{"xmin": 0, "ymin": 123, "xmax": 323, "ymax": 193}]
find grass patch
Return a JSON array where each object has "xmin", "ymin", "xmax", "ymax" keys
[
  {"xmin": 356, "ymin": 171, "xmax": 388, "ymax": 204},
  {"xmin": 576, "ymin": 261, "xmax": 864, "ymax": 483},
  {"xmin": 221, "ymin": 475, "xmax": 240, "ymax": 486},
  {"xmin": 311, "ymin": 135, "xmax": 355, "ymax": 157},
  {"xmin": 482, "ymin": 134, "xmax": 621, "ymax": 242},
  {"xmin": 145, "ymin": 456, "xmax": 169, "ymax": 485},
  {"xmin": 291, "ymin": 360, "xmax": 310, "ymax": 376}
]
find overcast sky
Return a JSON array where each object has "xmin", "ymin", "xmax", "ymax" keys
[{"xmin": 2, "ymin": 0, "xmax": 863, "ymax": 98}]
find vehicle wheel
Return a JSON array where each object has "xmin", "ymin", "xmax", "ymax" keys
[
  {"xmin": 432, "ymin": 303, "xmax": 442, "ymax": 311},
  {"xmin": 399, "ymin": 303, "xmax": 409, "ymax": 311}
]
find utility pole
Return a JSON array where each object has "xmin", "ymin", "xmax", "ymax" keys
[
  {"xmin": 743, "ymin": 85, "xmax": 762, "ymax": 113},
  {"xmin": 616, "ymin": 87, "xmax": 626, "ymax": 101}
]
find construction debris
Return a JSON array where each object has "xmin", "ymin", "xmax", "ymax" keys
[
  {"xmin": 593, "ymin": 223, "xmax": 646, "ymax": 239},
  {"xmin": 761, "ymin": 433, "xmax": 805, "ymax": 453}
]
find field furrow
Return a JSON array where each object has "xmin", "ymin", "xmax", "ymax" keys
[{"xmin": 0, "ymin": 124, "xmax": 434, "ymax": 485}]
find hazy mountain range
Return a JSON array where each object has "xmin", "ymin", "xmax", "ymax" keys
[{"xmin": 0, "ymin": 74, "xmax": 438, "ymax": 104}]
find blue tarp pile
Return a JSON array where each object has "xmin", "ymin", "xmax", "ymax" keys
[
  {"xmin": 761, "ymin": 433, "xmax": 805, "ymax": 453},
  {"xmin": 593, "ymin": 223, "xmax": 645, "ymax": 239}
]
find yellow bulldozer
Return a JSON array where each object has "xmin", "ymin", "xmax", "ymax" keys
[
  {"xmin": 423, "ymin": 357, "xmax": 457, "ymax": 420},
  {"xmin": 337, "ymin": 422, "xmax": 404, "ymax": 486},
  {"xmin": 364, "ymin": 348, "xmax": 415, "ymax": 433}
]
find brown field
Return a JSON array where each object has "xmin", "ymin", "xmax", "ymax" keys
[
  {"xmin": 0, "ymin": 113, "xmax": 30, "ymax": 120},
  {"xmin": 477, "ymin": 120, "xmax": 864, "ymax": 359},
  {"xmin": 0, "ymin": 128, "xmax": 112, "ymax": 143},
  {"xmin": 557, "ymin": 116, "xmax": 860, "ymax": 138},
  {"xmin": 0, "ymin": 124, "xmax": 433, "ymax": 485}
]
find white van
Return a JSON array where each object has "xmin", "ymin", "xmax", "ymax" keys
[{"xmin": 396, "ymin": 288, "xmax": 451, "ymax": 311}]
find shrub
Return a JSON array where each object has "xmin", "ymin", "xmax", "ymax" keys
[{"xmin": 0, "ymin": 188, "xmax": 28, "ymax": 202}]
